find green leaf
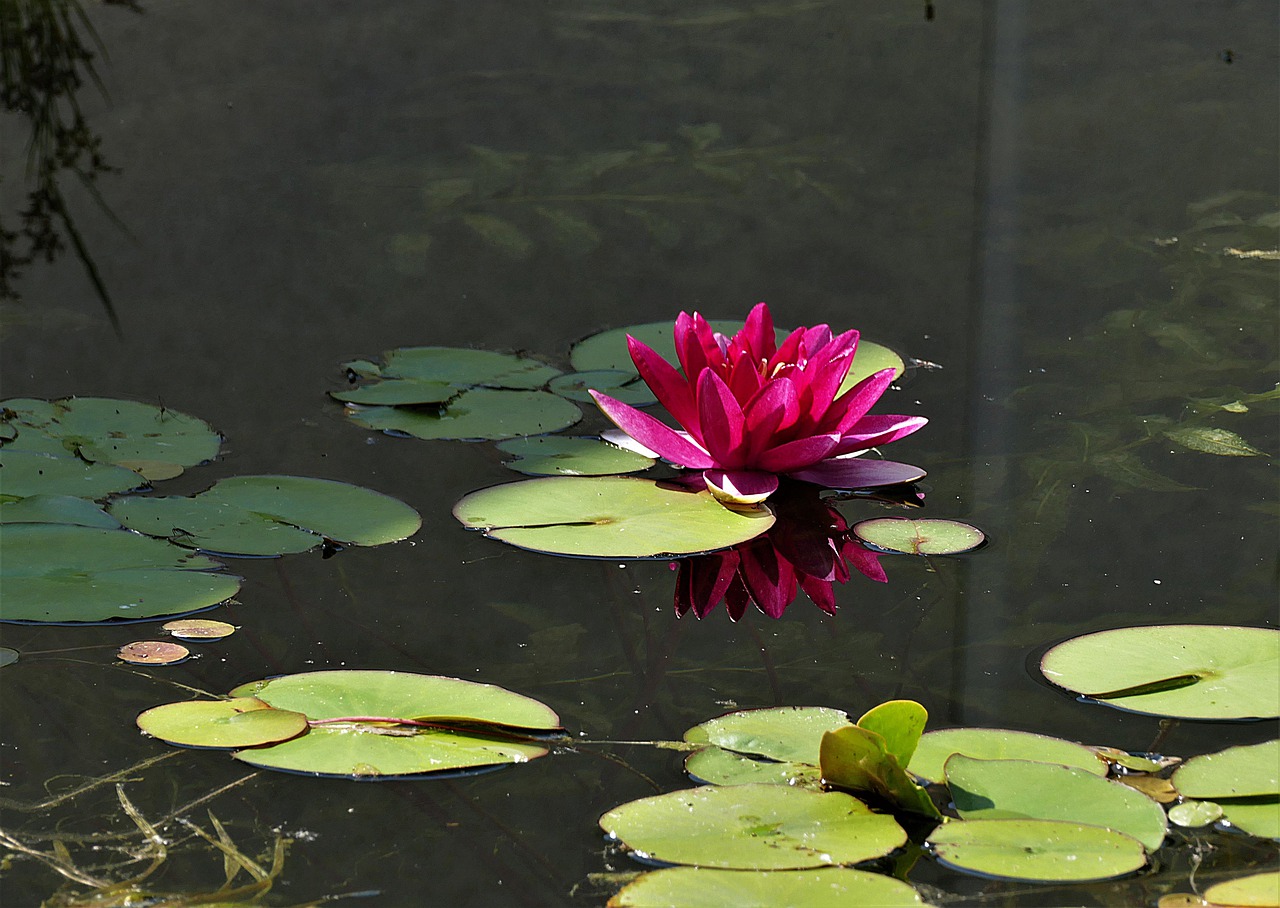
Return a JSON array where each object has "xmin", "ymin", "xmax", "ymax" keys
[
  {"xmin": 944, "ymin": 755, "xmax": 1168, "ymax": 852},
  {"xmin": 1039, "ymin": 625, "xmax": 1280, "ymax": 720},
  {"xmin": 137, "ymin": 698, "xmax": 309, "ymax": 749},
  {"xmin": 1164, "ymin": 426, "xmax": 1268, "ymax": 456},
  {"xmin": 907, "ymin": 728, "xmax": 1105, "ymax": 784},
  {"xmin": 599, "ymin": 784, "xmax": 907, "ymax": 870},
  {"xmin": 495, "ymin": 435, "xmax": 655, "ymax": 476},
  {"xmin": 0, "ymin": 494, "xmax": 121, "ymax": 528},
  {"xmin": 925, "ymin": 818, "xmax": 1147, "ymax": 883},
  {"xmin": 549, "ymin": 370, "xmax": 657, "ymax": 407},
  {"xmin": 109, "ymin": 496, "xmax": 323, "ymax": 556},
  {"xmin": 852, "ymin": 518, "xmax": 984, "ymax": 556},
  {"xmin": 608, "ymin": 867, "xmax": 930, "ymax": 908},
  {"xmin": 856, "ymin": 700, "xmax": 928, "ymax": 769},
  {"xmin": 1172, "ymin": 740, "xmax": 1279, "ymax": 799},
  {"xmin": 1167, "ymin": 800, "xmax": 1224, "ymax": 828},
  {"xmin": 683, "ymin": 746, "xmax": 822, "ymax": 788},
  {"xmin": 819, "ymin": 726, "xmax": 941, "ymax": 820},
  {"xmin": 0, "ymin": 449, "xmax": 145, "ymax": 499},
  {"xmin": 453, "ymin": 477, "xmax": 775, "ymax": 558},
  {"xmin": 348, "ymin": 388, "xmax": 582, "ymax": 441},
  {"xmin": 380, "ymin": 346, "xmax": 562, "ymax": 389},
  {"xmin": 1091, "ymin": 450, "xmax": 1198, "ymax": 492},
  {"xmin": 1203, "ymin": 872, "xmax": 1280, "ymax": 908},
  {"xmin": 329, "ymin": 379, "xmax": 459, "ymax": 406},
  {"xmin": 684, "ymin": 706, "xmax": 853, "ymax": 765},
  {"xmin": 1216, "ymin": 798, "xmax": 1280, "ymax": 840}
]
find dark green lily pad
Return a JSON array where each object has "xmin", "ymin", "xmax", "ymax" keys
[
  {"xmin": 109, "ymin": 496, "xmax": 323, "ymax": 556},
  {"xmin": 1039, "ymin": 625, "xmax": 1280, "ymax": 720},
  {"xmin": 347, "ymin": 388, "xmax": 582, "ymax": 441},
  {"xmin": 330, "ymin": 378, "xmax": 459, "ymax": 406},
  {"xmin": 608, "ymin": 867, "xmax": 930, "ymax": 908},
  {"xmin": 381, "ymin": 346, "xmax": 561, "ymax": 389},
  {"xmin": 0, "ymin": 449, "xmax": 146, "ymax": 500},
  {"xmin": 549, "ymin": 370, "xmax": 658, "ymax": 407},
  {"xmin": 852, "ymin": 518, "xmax": 985, "ymax": 556},
  {"xmin": 199, "ymin": 475, "xmax": 422, "ymax": 547},
  {"xmin": 496, "ymin": 436, "xmax": 655, "ymax": 476},
  {"xmin": 453, "ymin": 477, "xmax": 775, "ymax": 558},
  {"xmin": 907, "ymin": 728, "xmax": 1106, "ymax": 784},
  {"xmin": 0, "ymin": 494, "xmax": 121, "ymax": 528},
  {"xmin": 0, "ymin": 524, "xmax": 241, "ymax": 623},
  {"xmin": 599, "ymin": 783, "xmax": 907, "ymax": 870},
  {"xmin": 945, "ymin": 755, "xmax": 1169, "ymax": 852},
  {"xmin": 926, "ymin": 818, "xmax": 1147, "ymax": 883},
  {"xmin": 2, "ymin": 397, "xmax": 221, "ymax": 471},
  {"xmin": 137, "ymin": 697, "xmax": 309, "ymax": 748},
  {"xmin": 225, "ymin": 670, "xmax": 561, "ymax": 778},
  {"xmin": 1173, "ymin": 740, "xmax": 1279, "ymax": 799}
]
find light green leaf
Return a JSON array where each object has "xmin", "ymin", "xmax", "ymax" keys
[
  {"xmin": 908, "ymin": 728, "xmax": 1106, "ymax": 784},
  {"xmin": 926, "ymin": 818, "xmax": 1147, "ymax": 883},
  {"xmin": 1164, "ymin": 426, "xmax": 1268, "ymax": 456},
  {"xmin": 608, "ymin": 867, "xmax": 930, "ymax": 908},
  {"xmin": 137, "ymin": 698, "xmax": 308, "ymax": 749}
]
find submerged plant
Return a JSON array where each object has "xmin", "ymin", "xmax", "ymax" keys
[{"xmin": 590, "ymin": 302, "xmax": 927, "ymax": 505}]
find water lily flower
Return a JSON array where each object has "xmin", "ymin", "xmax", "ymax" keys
[
  {"xmin": 589, "ymin": 303, "xmax": 927, "ymax": 504},
  {"xmin": 672, "ymin": 489, "xmax": 890, "ymax": 620}
]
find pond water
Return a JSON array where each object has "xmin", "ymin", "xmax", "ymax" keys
[{"xmin": 1, "ymin": 1, "xmax": 1277, "ymax": 905}]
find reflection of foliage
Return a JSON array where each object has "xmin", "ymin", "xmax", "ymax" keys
[
  {"xmin": 1007, "ymin": 194, "xmax": 1278, "ymax": 584},
  {"xmin": 0, "ymin": 0, "xmax": 138, "ymax": 327},
  {"xmin": 364, "ymin": 124, "xmax": 858, "ymax": 268}
]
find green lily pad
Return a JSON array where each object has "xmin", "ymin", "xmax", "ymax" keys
[
  {"xmin": 1217, "ymin": 799, "xmax": 1280, "ymax": 840},
  {"xmin": 0, "ymin": 494, "xmax": 121, "ymax": 528},
  {"xmin": 926, "ymin": 818, "xmax": 1147, "ymax": 882},
  {"xmin": 109, "ymin": 496, "xmax": 324, "ymax": 556},
  {"xmin": 550, "ymin": 370, "xmax": 658, "ymax": 407},
  {"xmin": 856, "ymin": 700, "xmax": 928, "ymax": 769},
  {"xmin": 453, "ymin": 477, "xmax": 775, "ymax": 558},
  {"xmin": 684, "ymin": 706, "xmax": 853, "ymax": 764},
  {"xmin": 1172, "ymin": 740, "xmax": 1279, "ymax": 799},
  {"xmin": 380, "ymin": 346, "xmax": 561, "ymax": 389},
  {"xmin": 330, "ymin": 378, "xmax": 459, "ymax": 406},
  {"xmin": 496, "ymin": 436, "xmax": 655, "ymax": 476},
  {"xmin": 2, "ymin": 397, "xmax": 221, "ymax": 471},
  {"xmin": 851, "ymin": 518, "xmax": 985, "ymax": 556},
  {"xmin": 199, "ymin": 476, "xmax": 421, "ymax": 547},
  {"xmin": 1167, "ymin": 800, "xmax": 1224, "ymax": 828},
  {"xmin": 907, "ymin": 728, "xmax": 1106, "ymax": 784},
  {"xmin": 820, "ymin": 726, "xmax": 941, "ymax": 819},
  {"xmin": 137, "ymin": 697, "xmax": 309, "ymax": 748},
  {"xmin": 1204, "ymin": 872, "xmax": 1280, "ymax": 907},
  {"xmin": 347, "ymin": 388, "xmax": 582, "ymax": 441},
  {"xmin": 684, "ymin": 746, "xmax": 823, "ymax": 788},
  {"xmin": 1039, "ymin": 625, "xmax": 1280, "ymax": 720},
  {"xmin": 0, "ymin": 449, "xmax": 146, "ymax": 499},
  {"xmin": 225, "ymin": 670, "xmax": 561, "ymax": 778},
  {"xmin": 944, "ymin": 755, "xmax": 1169, "ymax": 852},
  {"xmin": 837, "ymin": 341, "xmax": 908, "ymax": 391},
  {"xmin": 599, "ymin": 783, "xmax": 907, "ymax": 870},
  {"xmin": 0, "ymin": 523, "xmax": 241, "ymax": 623},
  {"xmin": 608, "ymin": 867, "xmax": 930, "ymax": 908}
]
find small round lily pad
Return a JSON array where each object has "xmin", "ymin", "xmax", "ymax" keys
[
  {"xmin": 852, "ymin": 518, "xmax": 985, "ymax": 556},
  {"xmin": 118, "ymin": 641, "xmax": 191, "ymax": 665},
  {"xmin": 163, "ymin": 619, "xmax": 236, "ymax": 641},
  {"xmin": 926, "ymin": 818, "xmax": 1148, "ymax": 883},
  {"xmin": 137, "ymin": 697, "xmax": 309, "ymax": 748}
]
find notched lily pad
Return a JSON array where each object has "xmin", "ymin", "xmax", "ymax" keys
[
  {"xmin": 550, "ymin": 370, "xmax": 658, "ymax": 407},
  {"xmin": 0, "ymin": 449, "xmax": 146, "ymax": 499},
  {"xmin": 0, "ymin": 494, "xmax": 122, "ymax": 529},
  {"xmin": 1040, "ymin": 625, "xmax": 1280, "ymax": 720},
  {"xmin": 109, "ymin": 496, "xmax": 323, "ymax": 556},
  {"xmin": 852, "ymin": 518, "xmax": 985, "ymax": 556},
  {"xmin": 330, "ymin": 378, "xmax": 459, "ymax": 406},
  {"xmin": 453, "ymin": 477, "xmax": 775, "ymax": 558},
  {"xmin": 380, "ymin": 346, "xmax": 561, "ymax": 389},
  {"xmin": 907, "ymin": 728, "xmax": 1106, "ymax": 784},
  {"xmin": 496, "ymin": 436, "xmax": 655, "ymax": 476},
  {"xmin": 347, "ymin": 388, "xmax": 582, "ymax": 441}
]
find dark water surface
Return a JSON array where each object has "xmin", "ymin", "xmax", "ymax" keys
[{"xmin": 2, "ymin": 2, "xmax": 1277, "ymax": 905}]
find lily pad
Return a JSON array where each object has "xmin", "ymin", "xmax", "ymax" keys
[
  {"xmin": 599, "ymin": 783, "xmax": 907, "ymax": 870},
  {"xmin": 118, "ymin": 640, "xmax": 191, "ymax": 665},
  {"xmin": 0, "ymin": 494, "xmax": 121, "ymax": 528},
  {"xmin": 926, "ymin": 818, "xmax": 1147, "ymax": 882},
  {"xmin": 199, "ymin": 476, "xmax": 422, "ymax": 547},
  {"xmin": 330, "ymin": 378, "xmax": 459, "ymax": 406},
  {"xmin": 453, "ymin": 477, "xmax": 775, "ymax": 558},
  {"xmin": 380, "ymin": 346, "xmax": 561, "ymax": 389},
  {"xmin": 1172, "ymin": 740, "xmax": 1279, "ymax": 799},
  {"xmin": 0, "ymin": 647, "xmax": 19, "ymax": 667},
  {"xmin": 0, "ymin": 449, "xmax": 146, "ymax": 499},
  {"xmin": 346, "ymin": 388, "xmax": 582, "ymax": 441},
  {"xmin": 1039, "ymin": 625, "xmax": 1280, "ymax": 720},
  {"xmin": 163, "ymin": 618, "xmax": 236, "ymax": 641},
  {"xmin": 856, "ymin": 700, "xmax": 928, "ymax": 768},
  {"xmin": 0, "ymin": 524, "xmax": 241, "ymax": 623},
  {"xmin": 2, "ymin": 397, "xmax": 221, "ymax": 471},
  {"xmin": 496, "ymin": 436, "xmax": 655, "ymax": 476},
  {"xmin": 684, "ymin": 746, "xmax": 823, "ymax": 788},
  {"xmin": 944, "ymin": 755, "xmax": 1169, "ymax": 852},
  {"xmin": 684, "ymin": 706, "xmax": 853, "ymax": 764},
  {"xmin": 1167, "ymin": 800, "xmax": 1224, "ymax": 828},
  {"xmin": 608, "ymin": 867, "xmax": 930, "ymax": 908},
  {"xmin": 1203, "ymin": 872, "xmax": 1280, "ymax": 907},
  {"xmin": 907, "ymin": 728, "xmax": 1106, "ymax": 784},
  {"xmin": 109, "ymin": 496, "xmax": 323, "ymax": 556},
  {"xmin": 137, "ymin": 697, "xmax": 309, "ymax": 748},
  {"xmin": 550, "ymin": 370, "xmax": 658, "ymax": 407},
  {"xmin": 852, "ymin": 518, "xmax": 985, "ymax": 556},
  {"xmin": 820, "ymin": 725, "xmax": 941, "ymax": 819},
  {"xmin": 225, "ymin": 670, "xmax": 561, "ymax": 777}
]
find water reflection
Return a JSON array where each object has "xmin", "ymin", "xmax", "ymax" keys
[
  {"xmin": 671, "ymin": 483, "xmax": 922, "ymax": 620},
  {"xmin": 0, "ymin": 0, "xmax": 138, "ymax": 327}
]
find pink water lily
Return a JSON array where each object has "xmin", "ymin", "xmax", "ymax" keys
[{"xmin": 589, "ymin": 303, "xmax": 927, "ymax": 504}]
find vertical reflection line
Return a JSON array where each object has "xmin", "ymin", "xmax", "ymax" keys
[{"xmin": 957, "ymin": 0, "xmax": 1027, "ymax": 723}]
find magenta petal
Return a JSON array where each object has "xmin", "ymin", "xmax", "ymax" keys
[
  {"xmin": 842, "ymin": 539, "xmax": 888, "ymax": 583},
  {"xmin": 756, "ymin": 433, "xmax": 840, "ymax": 473},
  {"xmin": 740, "ymin": 544, "xmax": 795, "ymax": 619},
  {"xmin": 697, "ymin": 370, "xmax": 746, "ymax": 466},
  {"xmin": 737, "ymin": 302, "xmax": 776, "ymax": 361},
  {"xmin": 741, "ymin": 378, "xmax": 799, "ymax": 459},
  {"xmin": 673, "ymin": 312, "xmax": 709, "ymax": 379},
  {"xmin": 826, "ymin": 369, "xmax": 895, "ymax": 434},
  {"xmin": 590, "ymin": 391, "xmax": 716, "ymax": 468},
  {"xmin": 627, "ymin": 335, "xmax": 699, "ymax": 433},
  {"xmin": 704, "ymin": 469, "xmax": 778, "ymax": 505},
  {"xmin": 724, "ymin": 576, "xmax": 752, "ymax": 621},
  {"xmin": 786, "ymin": 457, "xmax": 927, "ymax": 489},
  {"xmin": 678, "ymin": 550, "xmax": 741, "ymax": 618},
  {"xmin": 798, "ymin": 575, "xmax": 838, "ymax": 615},
  {"xmin": 833, "ymin": 415, "xmax": 929, "ymax": 454}
]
